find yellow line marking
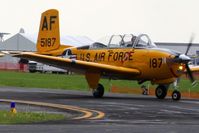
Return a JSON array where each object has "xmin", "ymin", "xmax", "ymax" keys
[
  {"xmin": 75, "ymin": 108, "xmax": 105, "ymax": 120},
  {"xmin": 89, "ymin": 110, "xmax": 105, "ymax": 120},
  {"xmin": 0, "ymin": 99, "xmax": 105, "ymax": 120}
]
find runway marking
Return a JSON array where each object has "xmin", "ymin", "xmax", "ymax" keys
[
  {"xmin": 88, "ymin": 110, "xmax": 105, "ymax": 120},
  {"xmin": 0, "ymin": 99, "xmax": 105, "ymax": 120}
]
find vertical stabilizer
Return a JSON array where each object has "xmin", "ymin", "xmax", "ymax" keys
[{"xmin": 37, "ymin": 9, "xmax": 60, "ymax": 53}]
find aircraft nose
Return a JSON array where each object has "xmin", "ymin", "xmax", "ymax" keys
[
  {"xmin": 169, "ymin": 54, "xmax": 191, "ymax": 64},
  {"xmin": 178, "ymin": 54, "xmax": 191, "ymax": 62}
]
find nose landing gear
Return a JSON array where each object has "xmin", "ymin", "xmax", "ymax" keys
[
  {"xmin": 171, "ymin": 79, "xmax": 181, "ymax": 101},
  {"xmin": 172, "ymin": 90, "xmax": 181, "ymax": 101}
]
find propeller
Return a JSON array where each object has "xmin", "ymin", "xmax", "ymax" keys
[
  {"xmin": 184, "ymin": 34, "xmax": 196, "ymax": 85},
  {"xmin": 169, "ymin": 34, "xmax": 196, "ymax": 85},
  {"xmin": 185, "ymin": 34, "xmax": 194, "ymax": 55},
  {"xmin": 185, "ymin": 63, "xmax": 195, "ymax": 83}
]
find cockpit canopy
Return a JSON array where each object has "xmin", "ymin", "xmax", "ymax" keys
[{"xmin": 90, "ymin": 34, "xmax": 157, "ymax": 49}]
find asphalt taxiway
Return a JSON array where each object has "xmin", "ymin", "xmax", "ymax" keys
[{"xmin": 0, "ymin": 87, "xmax": 199, "ymax": 133}]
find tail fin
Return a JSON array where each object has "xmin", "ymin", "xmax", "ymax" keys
[{"xmin": 37, "ymin": 9, "xmax": 60, "ymax": 53}]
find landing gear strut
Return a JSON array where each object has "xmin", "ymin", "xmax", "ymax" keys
[
  {"xmin": 92, "ymin": 83, "xmax": 104, "ymax": 98},
  {"xmin": 155, "ymin": 85, "xmax": 168, "ymax": 99}
]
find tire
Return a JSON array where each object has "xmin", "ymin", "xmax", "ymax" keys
[
  {"xmin": 172, "ymin": 90, "xmax": 181, "ymax": 101},
  {"xmin": 93, "ymin": 84, "xmax": 104, "ymax": 98},
  {"xmin": 155, "ymin": 85, "xmax": 168, "ymax": 99}
]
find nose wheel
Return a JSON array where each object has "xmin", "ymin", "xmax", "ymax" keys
[{"xmin": 172, "ymin": 90, "xmax": 181, "ymax": 101}]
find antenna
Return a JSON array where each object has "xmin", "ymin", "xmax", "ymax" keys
[{"xmin": 0, "ymin": 32, "xmax": 10, "ymax": 42}]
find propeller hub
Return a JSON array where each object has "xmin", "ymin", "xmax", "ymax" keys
[{"xmin": 178, "ymin": 54, "xmax": 191, "ymax": 63}]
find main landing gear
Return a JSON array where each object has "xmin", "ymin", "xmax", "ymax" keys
[
  {"xmin": 92, "ymin": 83, "xmax": 104, "ymax": 98},
  {"xmin": 155, "ymin": 84, "xmax": 181, "ymax": 101},
  {"xmin": 155, "ymin": 85, "xmax": 168, "ymax": 99}
]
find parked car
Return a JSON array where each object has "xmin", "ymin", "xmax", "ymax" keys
[{"xmin": 28, "ymin": 61, "xmax": 67, "ymax": 74}]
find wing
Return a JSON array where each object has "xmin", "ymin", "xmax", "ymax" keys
[{"xmin": 14, "ymin": 52, "xmax": 140, "ymax": 78}]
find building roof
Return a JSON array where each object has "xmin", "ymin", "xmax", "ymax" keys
[
  {"xmin": 0, "ymin": 32, "xmax": 94, "ymax": 51},
  {"xmin": 155, "ymin": 42, "xmax": 199, "ymax": 55},
  {"xmin": 21, "ymin": 33, "xmax": 94, "ymax": 46},
  {"xmin": 156, "ymin": 42, "xmax": 199, "ymax": 46},
  {"xmin": 0, "ymin": 33, "xmax": 36, "ymax": 51}
]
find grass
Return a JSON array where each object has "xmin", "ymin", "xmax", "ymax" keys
[
  {"xmin": 0, "ymin": 71, "xmax": 198, "ymax": 92},
  {"xmin": 0, "ymin": 71, "xmax": 89, "ymax": 90},
  {"xmin": 0, "ymin": 110, "xmax": 65, "ymax": 124},
  {"xmin": 0, "ymin": 71, "xmax": 144, "ymax": 91}
]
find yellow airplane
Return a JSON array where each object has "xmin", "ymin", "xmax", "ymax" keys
[{"xmin": 14, "ymin": 9, "xmax": 199, "ymax": 100}]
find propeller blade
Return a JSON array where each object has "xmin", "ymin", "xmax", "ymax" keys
[
  {"xmin": 185, "ymin": 63, "xmax": 195, "ymax": 83},
  {"xmin": 185, "ymin": 34, "xmax": 194, "ymax": 55}
]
